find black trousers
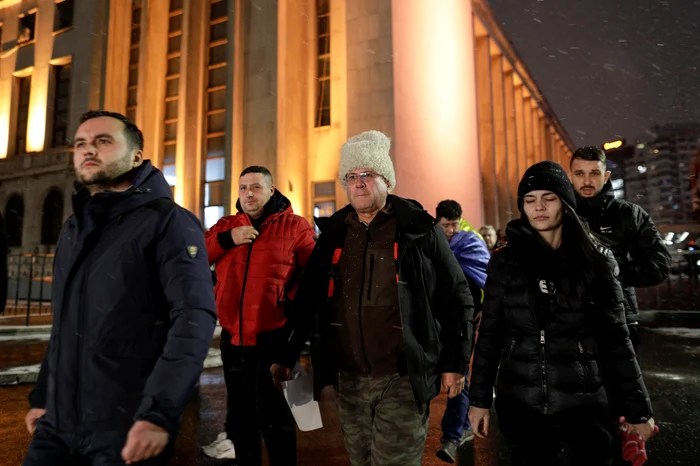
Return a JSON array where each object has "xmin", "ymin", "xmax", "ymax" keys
[
  {"xmin": 496, "ymin": 392, "xmax": 615, "ymax": 466},
  {"xmin": 22, "ymin": 418, "xmax": 172, "ymax": 466},
  {"xmin": 221, "ymin": 328, "xmax": 297, "ymax": 466}
]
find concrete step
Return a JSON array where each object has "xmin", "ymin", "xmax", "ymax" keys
[
  {"xmin": 0, "ymin": 325, "xmax": 52, "ymax": 337},
  {"xmin": 639, "ymin": 310, "xmax": 700, "ymax": 328},
  {"xmin": 0, "ymin": 347, "xmax": 223, "ymax": 387}
]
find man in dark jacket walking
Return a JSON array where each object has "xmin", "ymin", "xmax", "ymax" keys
[
  {"xmin": 434, "ymin": 200, "xmax": 490, "ymax": 463},
  {"xmin": 571, "ymin": 146, "xmax": 671, "ymax": 347},
  {"xmin": 271, "ymin": 130, "xmax": 474, "ymax": 466},
  {"xmin": 22, "ymin": 111, "xmax": 217, "ymax": 465}
]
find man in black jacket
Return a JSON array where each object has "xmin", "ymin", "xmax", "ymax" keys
[
  {"xmin": 571, "ymin": 146, "xmax": 671, "ymax": 347},
  {"xmin": 271, "ymin": 130, "xmax": 474, "ymax": 466},
  {"xmin": 22, "ymin": 111, "xmax": 217, "ymax": 465}
]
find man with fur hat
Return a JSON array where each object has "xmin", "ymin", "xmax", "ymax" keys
[{"xmin": 271, "ymin": 130, "xmax": 475, "ymax": 465}]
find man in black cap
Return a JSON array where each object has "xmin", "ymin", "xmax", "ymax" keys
[{"xmin": 570, "ymin": 147, "xmax": 671, "ymax": 348}]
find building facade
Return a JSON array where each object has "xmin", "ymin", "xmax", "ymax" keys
[
  {"xmin": 0, "ymin": 0, "xmax": 572, "ymax": 253},
  {"xmin": 624, "ymin": 123, "xmax": 700, "ymax": 226}
]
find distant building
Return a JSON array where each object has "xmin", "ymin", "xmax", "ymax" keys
[
  {"xmin": 0, "ymin": 0, "xmax": 572, "ymax": 253},
  {"xmin": 625, "ymin": 123, "xmax": 700, "ymax": 225},
  {"xmin": 602, "ymin": 140, "xmax": 634, "ymax": 200}
]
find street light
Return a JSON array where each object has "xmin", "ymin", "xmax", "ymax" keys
[{"xmin": 603, "ymin": 140, "xmax": 624, "ymax": 151}]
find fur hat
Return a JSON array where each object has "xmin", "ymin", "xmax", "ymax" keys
[
  {"xmin": 339, "ymin": 130, "xmax": 396, "ymax": 191},
  {"xmin": 517, "ymin": 161, "xmax": 576, "ymax": 212}
]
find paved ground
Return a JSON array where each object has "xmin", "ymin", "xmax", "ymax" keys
[{"xmin": 1, "ymin": 327, "xmax": 697, "ymax": 465}]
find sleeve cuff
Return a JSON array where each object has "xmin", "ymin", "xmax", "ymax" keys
[
  {"xmin": 469, "ymin": 399, "xmax": 493, "ymax": 410},
  {"xmin": 217, "ymin": 230, "xmax": 236, "ymax": 250}
]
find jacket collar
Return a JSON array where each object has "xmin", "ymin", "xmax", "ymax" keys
[
  {"xmin": 575, "ymin": 179, "xmax": 615, "ymax": 217},
  {"xmin": 322, "ymin": 195, "xmax": 435, "ymax": 236},
  {"xmin": 235, "ymin": 189, "xmax": 293, "ymax": 223}
]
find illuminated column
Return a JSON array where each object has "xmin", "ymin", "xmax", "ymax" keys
[
  {"xmin": 104, "ymin": 1, "xmax": 132, "ymax": 113},
  {"xmin": 504, "ymin": 67, "xmax": 518, "ymax": 223},
  {"xmin": 277, "ymin": 0, "xmax": 311, "ymax": 217},
  {"xmin": 140, "ymin": 0, "xmax": 169, "ymax": 168},
  {"xmin": 25, "ymin": 0, "xmax": 56, "ymax": 153},
  {"xmin": 522, "ymin": 91, "xmax": 534, "ymax": 168},
  {"xmin": 532, "ymin": 104, "xmax": 541, "ymax": 163},
  {"xmin": 472, "ymin": 35, "xmax": 496, "ymax": 226},
  {"xmin": 514, "ymin": 78, "xmax": 527, "ymax": 180},
  {"xmin": 391, "ymin": 0, "xmax": 483, "ymax": 224},
  {"xmin": 179, "ymin": 0, "xmax": 206, "ymax": 214},
  {"xmin": 226, "ymin": 0, "xmax": 246, "ymax": 215},
  {"xmin": 543, "ymin": 119, "xmax": 552, "ymax": 161},
  {"xmin": 491, "ymin": 52, "xmax": 510, "ymax": 228}
]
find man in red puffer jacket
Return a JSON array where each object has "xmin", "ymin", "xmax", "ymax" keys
[{"xmin": 204, "ymin": 166, "xmax": 316, "ymax": 465}]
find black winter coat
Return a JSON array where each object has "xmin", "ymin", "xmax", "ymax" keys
[
  {"xmin": 278, "ymin": 195, "xmax": 474, "ymax": 406},
  {"xmin": 469, "ymin": 219, "xmax": 653, "ymax": 424},
  {"xmin": 575, "ymin": 181, "xmax": 671, "ymax": 324},
  {"xmin": 29, "ymin": 161, "xmax": 217, "ymax": 436}
]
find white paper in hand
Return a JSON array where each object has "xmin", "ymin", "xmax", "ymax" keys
[{"xmin": 281, "ymin": 362, "xmax": 323, "ymax": 432}]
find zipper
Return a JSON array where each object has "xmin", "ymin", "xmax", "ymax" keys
[
  {"xmin": 367, "ymin": 254, "xmax": 375, "ymax": 301},
  {"xmin": 238, "ymin": 243, "xmax": 254, "ymax": 353},
  {"xmin": 540, "ymin": 329, "xmax": 548, "ymax": 414},
  {"xmin": 504, "ymin": 337, "xmax": 516, "ymax": 364},
  {"xmin": 238, "ymin": 215, "xmax": 274, "ymax": 353},
  {"xmin": 76, "ymin": 254, "xmax": 91, "ymax": 428},
  {"xmin": 577, "ymin": 341, "xmax": 592, "ymax": 388},
  {"xmin": 357, "ymin": 226, "xmax": 372, "ymax": 372}
]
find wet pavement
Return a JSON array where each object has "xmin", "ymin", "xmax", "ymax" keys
[{"xmin": 0, "ymin": 327, "xmax": 697, "ymax": 465}]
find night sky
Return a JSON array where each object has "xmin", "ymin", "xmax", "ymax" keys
[{"xmin": 488, "ymin": 0, "xmax": 700, "ymax": 147}]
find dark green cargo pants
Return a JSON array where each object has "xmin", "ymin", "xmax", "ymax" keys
[{"xmin": 336, "ymin": 372, "xmax": 429, "ymax": 466}]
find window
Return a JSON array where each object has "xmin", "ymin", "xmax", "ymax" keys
[
  {"xmin": 312, "ymin": 181, "xmax": 336, "ymax": 233},
  {"xmin": 41, "ymin": 189, "xmax": 64, "ymax": 245},
  {"xmin": 126, "ymin": 1, "xmax": 141, "ymax": 122},
  {"xmin": 54, "ymin": 0, "xmax": 74, "ymax": 32},
  {"xmin": 18, "ymin": 12, "xmax": 36, "ymax": 45},
  {"xmin": 162, "ymin": 0, "xmax": 183, "ymax": 192},
  {"xmin": 203, "ymin": 0, "xmax": 229, "ymax": 229},
  {"xmin": 51, "ymin": 63, "xmax": 71, "ymax": 148},
  {"xmin": 315, "ymin": 0, "xmax": 330, "ymax": 127},
  {"xmin": 15, "ymin": 76, "xmax": 31, "ymax": 155},
  {"xmin": 5, "ymin": 195, "xmax": 24, "ymax": 248}
]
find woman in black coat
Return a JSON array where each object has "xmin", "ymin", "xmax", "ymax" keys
[{"xmin": 468, "ymin": 161, "xmax": 655, "ymax": 465}]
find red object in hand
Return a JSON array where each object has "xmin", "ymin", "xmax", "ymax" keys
[{"xmin": 617, "ymin": 417, "xmax": 660, "ymax": 466}]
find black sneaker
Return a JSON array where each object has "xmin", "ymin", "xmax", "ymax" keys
[{"xmin": 436, "ymin": 439, "xmax": 459, "ymax": 463}]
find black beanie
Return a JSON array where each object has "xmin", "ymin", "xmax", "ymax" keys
[{"xmin": 517, "ymin": 161, "xmax": 576, "ymax": 213}]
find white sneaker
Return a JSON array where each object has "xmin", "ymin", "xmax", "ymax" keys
[{"xmin": 202, "ymin": 432, "xmax": 236, "ymax": 459}]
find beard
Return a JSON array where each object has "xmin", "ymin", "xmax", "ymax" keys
[{"xmin": 77, "ymin": 152, "xmax": 134, "ymax": 187}]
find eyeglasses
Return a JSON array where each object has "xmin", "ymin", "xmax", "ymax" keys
[{"xmin": 344, "ymin": 172, "xmax": 378, "ymax": 185}]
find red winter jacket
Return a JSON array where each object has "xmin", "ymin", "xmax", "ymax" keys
[{"xmin": 205, "ymin": 191, "xmax": 316, "ymax": 346}]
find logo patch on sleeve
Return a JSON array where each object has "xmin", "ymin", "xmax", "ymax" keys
[{"xmin": 187, "ymin": 246, "xmax": 198, "ymax": 258}]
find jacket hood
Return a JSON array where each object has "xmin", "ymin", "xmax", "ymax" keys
[
  {"xmin": 235, "ymin": 189, "xmax": 292, "ymax": 217},
  {"xmin": 72, "ymin": 160, "xmax": 174, "ymax": 225},
  {"xmin": 325, "ymin": 195, "xmax": 435, "ymax": 235}
]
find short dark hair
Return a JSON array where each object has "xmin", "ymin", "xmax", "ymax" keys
[
  {"xmin": 571, "ymin": 146, "xmax": 606, "ymax": 167},
  {"xmin": 79, "ymin": 110, "xmax": 144, "ymax": 151},
  {"xmin": 240, "ymin": 166, "xmax": 273, "ymax": 184},
  {"xmin": 436, "ymin": 200, "xmax": 462, "ymax": 221}
]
